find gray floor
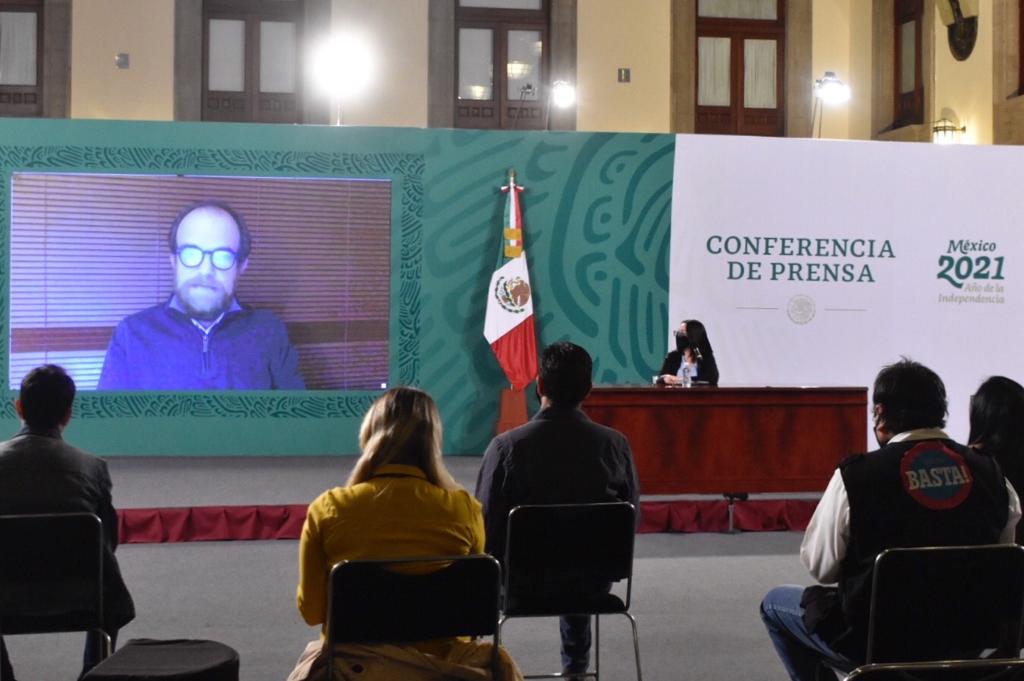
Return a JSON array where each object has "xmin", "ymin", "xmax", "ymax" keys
[{"xmin": 4, "ymin": 457, "xmax": 817, "ymax": 681}]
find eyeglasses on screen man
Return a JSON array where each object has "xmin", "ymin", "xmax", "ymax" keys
[{"xmin": 176, "ymin": 246, "xmax": 239, "ymax": 271}]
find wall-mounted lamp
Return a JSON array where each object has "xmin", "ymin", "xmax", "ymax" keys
[
  {"xmin": 811, "ymin": 71, "xmax": 851, "ymax": 137},
  {"xmin": 932, "ymin": 118, "xmax": 966, "ymax": 144}
]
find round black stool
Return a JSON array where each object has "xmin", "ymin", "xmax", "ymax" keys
[{"xmin": 83, "ymin": 639, "xmax": 239, "ymax": 681}]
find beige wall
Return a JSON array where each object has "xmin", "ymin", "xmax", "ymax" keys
[
  {"xmin": 330, "ymin": 0, "xmax": 428, "ymax": 127},
  {"xmin": 59, "ymin": 0, "xmax": 999, "ymax": 141},
  {"xmin": 933, "ymin": 3, "xmax": 992, "ymax": 144},
  {"xmin": 992, "ymin": 0, "xmax": 1024, "ymax": 144},
  {"xmin": 846, "ymin": 0, "xmax": 873, "ymax": 139},
  {"xmin": 577, "ymin": 0, "xmax": 671, "ymax": 133},
  {"xmin": 71, "ymin": 0, "xmax": 174, "ymax": 121},
  {"xmin": 811, "ymin": 0, "xmax": 852, "ymax": 138}
]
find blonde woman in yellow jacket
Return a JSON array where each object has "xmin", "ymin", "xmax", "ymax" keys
[{"xmin": 287, "ymin": 387, "xmax": 508, "ymax": 681}]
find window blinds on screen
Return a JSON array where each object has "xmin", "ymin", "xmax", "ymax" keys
[{"xmin": 10, "ymin": 173, "xmax": 392, "ymax": 391}]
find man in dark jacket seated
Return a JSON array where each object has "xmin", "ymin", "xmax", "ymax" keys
[
  {"xmin": 759, "ymin": 358, "xmax": 1020, "ymax": 681},
  {"xmin": 0, "ymin": 365, "xmax": 135, "ymax": 681},
  {"xmin": 475, "ymin": 342, "xmax": 639, "ymax": 678}
]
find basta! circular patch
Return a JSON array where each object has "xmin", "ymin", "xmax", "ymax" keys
[{"xmin": 899, "ymin": 441, "xmax": 973, "ymax": 510}]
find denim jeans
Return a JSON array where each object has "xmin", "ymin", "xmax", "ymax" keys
[
  {"xmin": 560, "ymin": 615, "xmax": 592, "ymax": 673},
  {"xmin": 760, "ymin": 585, "xmax": 856, "ymax": 681},
  {"xmin": 556, "ymin": 580, "xmax": 614, "ymax": 674}
]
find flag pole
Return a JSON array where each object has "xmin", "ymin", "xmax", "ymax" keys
[
  {"xmin": 488, "ymin": 167, "xmax": 535, "ymax": 433},
  {"xmin": 505, "ymin": 167, "xmax": 515, "ymax": 390}
]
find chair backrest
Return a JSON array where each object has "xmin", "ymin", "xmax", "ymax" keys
[
  {"xmin": 865, "ymin": 544, "xmax": 1024, "ymax": 664},
  {"xmin": 503, "ymin": 502, "xmax": 636, "ymax": 604},
  {"xmin": 326, "ymin": 554, "xmax": 501, "ymax": 645},
  {"xmin": 845, "ymin": 658, "xmax": 1024, "ymax": 681},
  {"xmin": 0, "ymin": 512, "xmax": 104, "ymax": 635}
]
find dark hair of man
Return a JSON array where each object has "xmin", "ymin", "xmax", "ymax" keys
[
  {"xmin": 20, "ymin": 364, "xmax": 76, "ymax": 430},
  {"xmin": 539, "ymin": 341, "xmax": 593, "ymax": 407},
  {"xmin": 872, "ymin": 358, "xmax": 947, "ymax": 434},
  {"xmin": 166, "ymin": 200, "xmax": 252, "ymax": 262},
  {"xmin": 683, "ymin": 319, "xmax": 714, "ymax": 360},
  {"xmin": 969, "ymin": 376, "xmax": 1024, "ymax": 463}
]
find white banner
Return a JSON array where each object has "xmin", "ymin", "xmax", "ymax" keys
[{"xmin": 671, "ymin": 135, "xmax": 1024, "ymax": 441}]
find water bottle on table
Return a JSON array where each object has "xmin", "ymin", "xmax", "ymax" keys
[{"xmin": 681, "ymin": 364, "xmax": 692, "ymax": 388}]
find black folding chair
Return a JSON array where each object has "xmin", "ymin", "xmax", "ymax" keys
[
  {"xmin": 0, "ymin": 513, "xmax": 112, "ymax": 663},
  {"xmin": 498, "ymin": 502, "xmax": 641, "ymax": 681},
  {"xmin": 326, "ymin": 554, "xmax": 502, "ymax": 681},
  {"xmin": 845, "ymin": 658, "xmax": 1024, "ymax": 681},
  {"xmin": 865, "ymin": 544, "xmax": 1024, "ymax": 664}
]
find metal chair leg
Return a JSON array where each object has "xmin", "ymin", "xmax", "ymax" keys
[
  {"xmin": 91, "ymin": 629, "xmax": 112, "ymax": 662},
  {"xmin": 102, "ymin": 630, "xmax": 112, "ymax": 659},
  {"xmin": 497, "ymin": 614, "xmax": 508, "ymax": 649},
  {"xmin": 623, "ymin": 612, "xmax": 642, "ymax": 681},
  {"xmin": 494, "ymin": 615, "xmax": 507, "ymax": 679},
  {"xmin": 508, "ymin": 612, "xmax": 643, "ymax": 681}
]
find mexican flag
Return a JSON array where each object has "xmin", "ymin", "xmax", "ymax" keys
[{"xmin": 483, "ymin": 174, "xmax": 538, "ymax": 391}]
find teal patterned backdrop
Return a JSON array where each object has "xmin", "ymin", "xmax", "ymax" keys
[{"xmin": 0, "ymin": 119, "xmax": 674, "ymax": 456}]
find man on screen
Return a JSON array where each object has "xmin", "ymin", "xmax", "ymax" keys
[{"xmin": 98, "ymin": 200, "xmax": 304, "ymax": 390}]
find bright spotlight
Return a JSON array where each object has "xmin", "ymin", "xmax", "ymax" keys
[
  {"xmin": 813, "ymin": 71, "xmax": 851, "ymax": 106},
  {"xmin": 551, "ymin": 80, "xmax": 576, "ymax": 109},
  {"xmin": 313, "ymin": 32, "xmax": 374, "ymax": 104}
]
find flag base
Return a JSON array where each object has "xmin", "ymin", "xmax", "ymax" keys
[{"xmin": 495, "ymin": 388, "xmax": 529, "ymax": 434}]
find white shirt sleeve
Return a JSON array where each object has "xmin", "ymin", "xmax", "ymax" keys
[
  {"xmin": 1001, "ymin": 479, "xmax": 1022, "ymax": 544},
  {"xmin": 800, "ymin": 469, "xmax": 850, "ymax": 585}
]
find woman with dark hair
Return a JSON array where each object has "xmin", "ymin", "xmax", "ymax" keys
[
  {"xmin": 969, "ymin": 375, "xmax": 1024, "ymax": 543},
  {"xmin": 657, "ymin": 319, "xmax": 719, "ymax": 387},
  {"xmin": 287, "ymin": 387, "xmax": 488, "ymax": 680}
]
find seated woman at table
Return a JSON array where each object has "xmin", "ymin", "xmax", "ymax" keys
[
  {"xmin": 969, "ymin": 375, "xmax": 1024, "ymax": 543},
  {"xmin": 657, "ymin": 319, "xmax": 719, "ymax": 387},
  {"xmin": 287, "ymin": 386, "xmax": 487, "ymax": 681}
]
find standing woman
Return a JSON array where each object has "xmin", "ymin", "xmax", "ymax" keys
[
  {"xmin": 969, "ymin": 375, "xmax": 1024, "ymax": 543},
  {"xmin": 658, "ymin": 319, "xmax": 720, "ymax": 387},
  {"xmin": 288, "ymin": 387, "xmax": 485, "ymax": 680}
]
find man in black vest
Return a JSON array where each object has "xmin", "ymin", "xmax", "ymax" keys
[{"xmin": 759, "ymin": 359, "xmax": 1020, "ymax": 681}]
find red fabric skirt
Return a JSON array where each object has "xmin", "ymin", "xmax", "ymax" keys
[{"xmin": 116, "ymin": 499, "xmax": 816, "ymax": 544}]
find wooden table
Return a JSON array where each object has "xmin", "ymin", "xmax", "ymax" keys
[{"xmin": 583, "ymin": 386, "xmax": 868, "ymax": 494}]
